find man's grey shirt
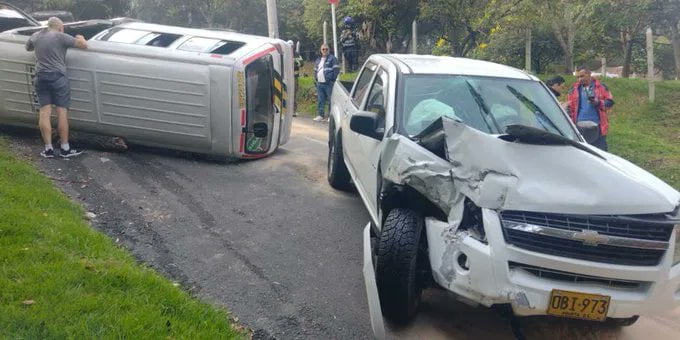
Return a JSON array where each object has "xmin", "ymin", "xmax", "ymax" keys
[{"xmin": 26, "ymin": 30, "xmax": 76, "ymax": 75}]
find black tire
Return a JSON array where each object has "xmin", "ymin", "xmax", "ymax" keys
[
  {"xmin": 327, "ymin": 127, "xmax": 352, "ymax": 190},
  {"xmin": 606, "ymin": 315, "xmax": 639, "ymax": 327},
  {"xmin": 375, "ymin": 208, "xmax": 426, "ymax": 324}
]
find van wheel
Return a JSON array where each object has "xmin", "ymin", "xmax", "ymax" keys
[
  {"xmin": 606, "ymin": 316, "xmax": 639, "ymax": 327},
  {"xmin": 327, "ymin": 129, "xmax": 351, "ymax": 190},
  {"xmin": 375, "ymin": 208, "xmax": 426, "ymax": 324}
]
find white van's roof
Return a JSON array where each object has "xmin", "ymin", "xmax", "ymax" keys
[
  {"xmin": 375, "ymin": 54, "xmax": 537, "ymax": 81},
  {"xmin": 120, "ymin": 22, "xmax": 272, "ymax": 44}
]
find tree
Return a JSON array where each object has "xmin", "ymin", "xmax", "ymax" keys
[
  {"xmin": 479, "ymin": 21, "xmax": 562, "ymax": 74},
  {"xmin": 419, "ymin": 0, "xmax": 524, "ymax": 57},
  {"xmin": 536, "ymin": 0, "xmax": 593, "ymax": 74},
  {"xmin": 592, "ymin": 0, "xmax": 652, "ymax": 78},
  {"xmin": 195, "ymin": 0, "xmax": 230, "ymax": 28},
  {"xmin": 346, "ymin": 0, "xmax": 419, "ymax": 53},
  {"xmin": 651, "ymin": 0, "xmax": 680, "ymax": 79}
]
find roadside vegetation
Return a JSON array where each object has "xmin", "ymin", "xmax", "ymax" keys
[
  {"xmin": 0, "ymin": 140, "xmax": 245, "ymax": 339},
  {"xmin": 297, "ymin": 73, "xmax": 679, "ymax": 191}
]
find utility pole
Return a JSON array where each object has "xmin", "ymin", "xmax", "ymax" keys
[
  {"xmin": 601, "ymin": 57, "xmax": 607, "ymax": 78},
  {"xmin": 646, "ymin": 27, "xmax": 655, "ymax": 103},
  {"xmin": 266, "ymin": 0, "xmax": 279, "ymax": 39},
  {"xmin": 331, "ymin": 3, "xmax": 339, "ymax": 57},
  {"xmin": 525, "ymin": 28, "xmax": 532, "ymax": 73},
  {"xmin": 323, "ymin": 21, "xmax": 328, "ymax": 45},
  {"xmin": 412, "ymin": 20, "xmax": 418, "ymax": 54}
]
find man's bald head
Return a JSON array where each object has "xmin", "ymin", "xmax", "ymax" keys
[{"xmin": 47, "ymin": 17, "xmax": 64, "ymax": 32}]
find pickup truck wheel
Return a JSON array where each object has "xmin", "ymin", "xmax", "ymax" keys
[
  {"xmin": 605, "ymin": 316, "xmax": 639, "ymax": 327},
  {"xmin": 327, "ymin": 130, "xmax": 352, "ymax": 190},
  {"xmin": 375, "ymin": 208, "xmax": 426, "ymax": 324}
]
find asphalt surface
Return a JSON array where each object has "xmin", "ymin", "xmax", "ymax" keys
[{"xmin": 2, "ymin": 118, "xmax": 679, "ymax": 340}]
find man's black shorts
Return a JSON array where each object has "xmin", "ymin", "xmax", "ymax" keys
[{"xmin": 35, "ymin": 72, "xmax": 70, "ymax": 108}]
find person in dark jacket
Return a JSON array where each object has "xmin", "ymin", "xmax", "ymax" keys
[
  {"xmin": 313, "ymin": 44, "xmax": 340, "ymax": 121},
  {"xmin": 567, "ymin": 67, "xmax": 615, "ymax": 151},
  {"xmin": 340, "ymin": 26, "xmax": 359, "ymax": 72},
  {"xmin": 546, "ymin": 75, "xmax": 566, "ymax": 97}
]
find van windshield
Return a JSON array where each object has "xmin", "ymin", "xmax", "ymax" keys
[{"xmin": 400, "ymin": 75, "xmax": 577, "ymax": 140}]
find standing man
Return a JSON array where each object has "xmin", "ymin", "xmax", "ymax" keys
[
  {"xmin": 313, "ymin": 44, "xmax": 340, "ymax": 122},
  {"xmin": 567, "ymin": 67, "xmax": 615, "ymax": 151},
  {"xmin": 340, "ymin": 25, "xmax": 359, "ymax": 72},
  {"xmin": 26, "ymin": 17, "xmax": 88, "ymax": 158}
]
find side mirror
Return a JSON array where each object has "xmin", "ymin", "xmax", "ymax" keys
[
  {"xmin": 576, "ymin": 121, "xmax": 599, "ymax": 144},
  {"xmin": 253, "ymin": 122, "xmax": 269, "ymax": 138},
  {"xmin": 350, "ymin": 111, "xmax": 383, "ymax": 140}
]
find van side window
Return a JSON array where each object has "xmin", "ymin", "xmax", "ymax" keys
[
  {"xmin": 101, "ymin": 28, "xmax": 149, "ymax": 43},
  {"xmin": 99, "ymin": 28, "xmax": 180, "ymax": 47},
  {"xmin": 135, "ymin": 32, "xmax": 181, "ymax": 47},
  {"xmin": 178, "ymin": 37, "xmax": 245, "ymax": 55},
  {"xmin": 352, "ymin": 65, "xmax": 376, "ymax": 107},
  {"xmin": 211, "ymin": 40, "xmax": 245, "ymax": 54}
]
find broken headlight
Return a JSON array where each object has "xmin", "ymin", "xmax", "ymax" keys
[
  {"xmin": 674, "ymin": 225, "xmax": 680, "ymax": 266},
  {"xmin": 460, "ymin": 199, "xmax": 486, "ymax": 243}
]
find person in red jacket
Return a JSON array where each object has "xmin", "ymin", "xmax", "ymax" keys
[{"xmin": 567, "ymin": 67, "xmax": 615, "ymax": 151}]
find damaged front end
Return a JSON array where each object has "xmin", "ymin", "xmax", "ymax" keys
[{"xmin": 372, "ymin": 116, "xmax": 680, "ymax": 318}]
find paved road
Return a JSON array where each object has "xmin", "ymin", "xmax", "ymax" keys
[{"xmin": 3, "ymin": 118, "xmax": 679, "ymax": 339}]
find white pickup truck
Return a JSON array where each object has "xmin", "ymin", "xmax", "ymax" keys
[{"xmin": 327, "ymin": 54, "xmax": 680, "ymax": 330}]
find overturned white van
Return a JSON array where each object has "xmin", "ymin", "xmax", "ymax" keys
[{"xmin": 0, "ymin": 3, "xmax": 294, "ymax": 159}]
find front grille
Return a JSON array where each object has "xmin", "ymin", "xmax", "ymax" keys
[
  {"xmin": 509, "ymin": 262, "xmax": 646, "ymax": 290},
  {"xmin": 501, "ymin": 211, "xmax": 674, "ymax": 266},
  {"xmin": 501, "ymin": 211, "xmax": 673, "ymax": 241}
]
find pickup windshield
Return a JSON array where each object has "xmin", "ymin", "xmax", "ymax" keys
[{"xmin": 400, "ymin": 75, "xmax": 577, "ymax": 140}]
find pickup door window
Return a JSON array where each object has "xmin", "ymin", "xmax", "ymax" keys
[
  {"xmin": 365, "ymin": 71, "xmax": 387, "ymax": 126},
  {"xmin": 351, "ymin": 64, "xmax": 376, "ymax": 107}
]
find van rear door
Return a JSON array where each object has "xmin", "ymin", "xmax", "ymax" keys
[{"xmin": 236, "ymin": 43, "xmax": 292, "ymax": 158}]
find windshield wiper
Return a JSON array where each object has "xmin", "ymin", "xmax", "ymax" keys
[
  {"xmin": 465, "ymin": 81, "xmax": 501, "ymax": 134},
  {"xmin": 506, "ymin": 85, "xmax": 564, "ymax": 135},
  {"xmin": 502, "ymin": 124, "xmax": 604, "ymax": 159}
]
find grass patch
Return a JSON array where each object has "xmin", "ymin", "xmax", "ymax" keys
[{"xmin": 0, "ymin": 140, "xmax": 245, "ymax": 338}]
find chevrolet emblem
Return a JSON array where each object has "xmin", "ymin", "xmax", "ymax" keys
[{"xmin": 573, "ymin": 230, "xmax": 610, "ymax": 246}]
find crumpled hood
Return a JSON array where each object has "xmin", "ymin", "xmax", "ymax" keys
[{"xmin": 382, "ymin": 118, "xmax": 679, "ymax": 216}]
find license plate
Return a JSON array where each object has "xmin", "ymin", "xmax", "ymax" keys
[{"xmin": 546, "ymin": 290, "xmax": 611, "ymax": 321}]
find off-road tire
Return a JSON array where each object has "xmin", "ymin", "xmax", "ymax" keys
[
  {"xmin": 327, "ymin": 127, "xmax": 352, "ymax": 190},
  {"xmin": 606, "ymin": 315, "xmax": 639, "ymax": 327},
  {"xmin": 375, "ymin": 208, "xmax": 426, "ymax": 324}
]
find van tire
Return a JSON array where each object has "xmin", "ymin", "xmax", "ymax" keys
[
  {"xmin": 327, "ymin": 129, "xmax": 351, "ymax": 190},
  {"xmin": 606, "ymin": 316, "xmax": 639, "ymax": 327},
  {"xmin": 375, "ymin": 208, "xmax": 425, "ymax": 324}
]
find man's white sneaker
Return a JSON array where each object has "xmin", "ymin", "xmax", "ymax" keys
[
  {"xmin": 60, "ymin": 148, "xmax": 83, "ymax": 158},
  {"xmin": 313, "ymin": 116, "xmax": 324, "ymax": 122}
]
